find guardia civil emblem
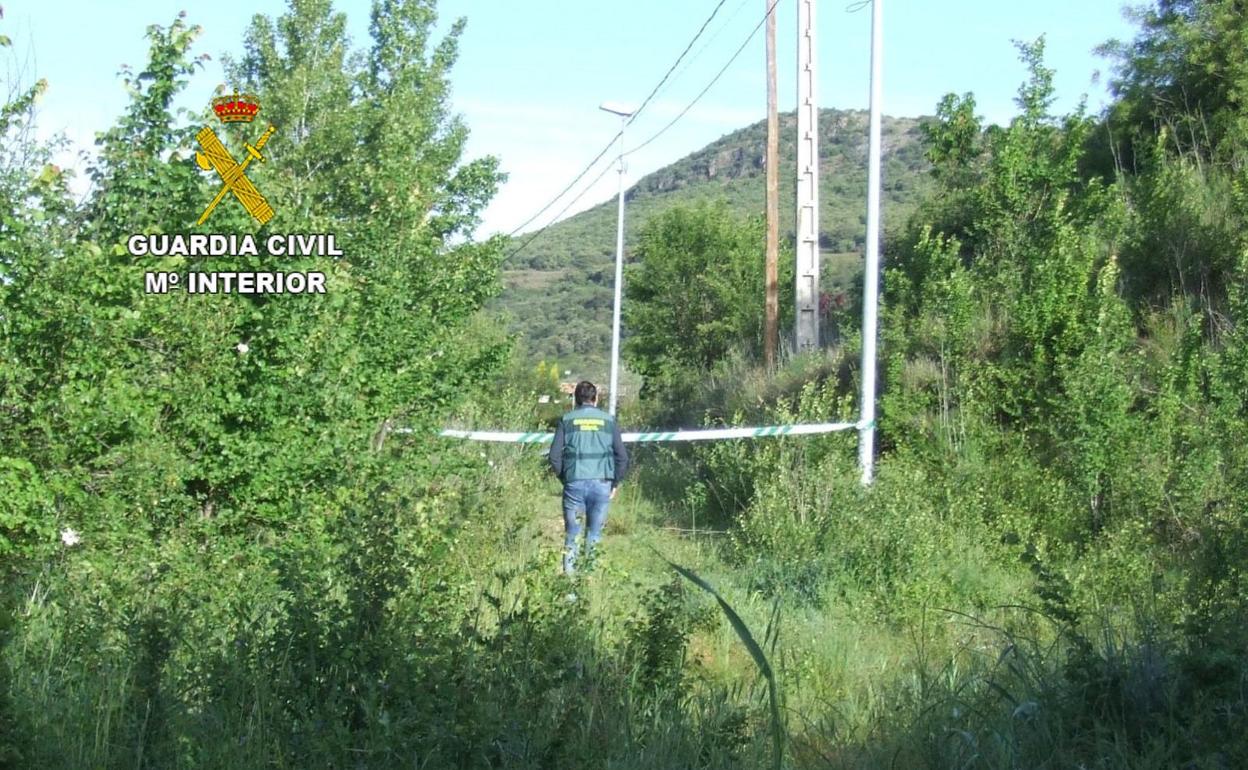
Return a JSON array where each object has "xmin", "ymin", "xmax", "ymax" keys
[{"xmin": 194, "ymin": 91, "xmax": 276, "ymax": 225}]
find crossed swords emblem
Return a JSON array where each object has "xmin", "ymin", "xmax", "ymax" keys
[{"xmin": 195, "ymin": 123, "xmax": 277, "ymax": 226}]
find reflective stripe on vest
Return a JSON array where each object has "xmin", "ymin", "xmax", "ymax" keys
[{"xmin": 561, "ymin": 406, "xmax": 616, "ymax": 482}]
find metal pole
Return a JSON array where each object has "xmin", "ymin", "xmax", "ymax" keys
[
  {"xmin": 795, "ymin": 0, "xmax": 820, "ymax": 351},
  {"xmin": 608, "ymin": 117, "xmax": 626, "ymax": 415},
  {"xmin": 859, "ymin": 0, "xmax": 883, "ymax": 485}
]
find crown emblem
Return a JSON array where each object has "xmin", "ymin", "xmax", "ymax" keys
[{"xmin": 212, "ymin": 91, "xmax": 261, "ymax": 123}]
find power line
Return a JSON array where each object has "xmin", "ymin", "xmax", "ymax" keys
[
  {"xmin": 504, "ymin": 132, "xmax": 621, "ymax": 239},
  {"xmin": 624, "ymin": 0, "xmax": 730, "ymax": 129},
  {"xmin": 626, "ymin": 0, "xmax": 781, "ymax": 159},
  {"xmin": 504, "ymin": 0, "xmax": 733, "ymax": 244},
  {"xmin": 503, "ymin": 160, "xmax": 617, "ymax": 263},
  {"xmin": 506, "ymin": 0, "xmax": 782, "ymax": 263},
  {"xmin": 657, "ymin": 0, "xmax": 753, "ymax": 102}
]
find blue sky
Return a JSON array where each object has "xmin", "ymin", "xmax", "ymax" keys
[{"xmin": 6, "ymin": 0, "xmax": 1138, "ymax": 236}]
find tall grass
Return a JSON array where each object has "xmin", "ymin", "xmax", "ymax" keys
[
  {"xmin": 660, "ymin": 552, "xmax": 785, "ymax": 770},
  {"xmin": 5, "ymin": 350, "xmax": 1247, "ymax": 768}
]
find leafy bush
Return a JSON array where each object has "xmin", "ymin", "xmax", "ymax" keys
[
  {"xmin": 624, "ymin": 200, "xmax": 793, "ymax": 395},
  {"xmin": 1, "ymin": 3, "xmax": 512, "ymax": 766}
]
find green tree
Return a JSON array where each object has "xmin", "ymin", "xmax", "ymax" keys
[
  {"xmin": 0, "ymin": 3, "xmax": 71, "ymax": 566},
  {"xmin": 1100, "ymin": 0, "xmax": 1248, "ymax": 167},
  {"xmin": 1098, "ymin": 1, "xmax": 1248, "ymax": 310},
  {"xmin": 624, "ymin": 201, "xmax": 791, "ymax": 392},
  {"xmin": 887, "ymin": 40, "xmax": 1136, "ymax": 541},
  {"xmin": 0, "ymin": 2, "xmax": 510, "ymax": 762},
  {"xmin": 84, "ymin": 12, "xmax": 208, "ymax": 243}
]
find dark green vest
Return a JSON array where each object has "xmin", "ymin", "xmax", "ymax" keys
[{"xmin": 560, "ymin": 406, "xmax": 616, "ymax": 482}]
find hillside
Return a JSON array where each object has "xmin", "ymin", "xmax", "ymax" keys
[{"xmin": 490, "ymin": 108, "xmax": 933, "ymax": 376}]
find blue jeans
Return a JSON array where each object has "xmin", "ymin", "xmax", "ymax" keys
[{"xmin": 562, "ymin": 479, "xmax": 612, "ymax": 574}]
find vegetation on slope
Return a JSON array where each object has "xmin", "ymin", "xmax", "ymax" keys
[{"xmin": 491, "ymin": 108, "xmax": 931, "ymax": 373}]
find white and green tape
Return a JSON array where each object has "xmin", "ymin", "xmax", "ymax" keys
[{"xmin": 435, "ymin": 421, "xmax": 865, "ymax": 444}]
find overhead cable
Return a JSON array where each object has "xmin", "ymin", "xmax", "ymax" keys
[
  {"xmin": 626, "ymin": 0, "xmax": 781, "ymax": 158},
  {"xmin": 503, "ymin": 0, "xmax": 735, "ymax": 249}
]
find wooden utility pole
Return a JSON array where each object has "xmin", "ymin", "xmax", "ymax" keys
[{"xmin": 764, "ymin": 0, "xmax": 780, "ymax": 368}]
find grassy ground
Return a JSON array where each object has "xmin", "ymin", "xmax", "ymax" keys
[
  {"xmin": 453, "ymin": 440, "xmax": 1023, "ymax": 768},
  {"xmin": 450, "ymin": 417, "xmax": 1247, "ymax": 769},
  {"xmin": 4, "ymin": 396, "xmax": 1243, "ymax": 767}
]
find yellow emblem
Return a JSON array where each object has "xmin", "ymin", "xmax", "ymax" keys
[{"xmin": 194, "ymin": 91, "xmax": 276, "ymax": 226}]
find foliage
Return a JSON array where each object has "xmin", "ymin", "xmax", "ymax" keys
[
  {"xmin": 1100, "ymin": 0, "xmax": 1248, "ymax": 167},
  {"xmin": 662, "ymin": 558, "xmax": 785, "ymax": 770},
  {"xmin": 623, "ymin": 576, "xmax": 717, "ymax": 712},
  {"xmin": 882, "ymin": 39, "xmax": 1139, "ymax": 542},
  {"xmin": 1098, "ymin": 0, "xmax": 1248, "ymax": 310},
  {"xmin": 623, "ymin": 200, "xmax": 793, "ymax": 393},
  {"xmin": 628, "ymin": 19, "xmax": 1248, "ymax": 763},
  {"xmin": 2, "ymin": 2, "xmax": 510, "ymax": 765},
  {"xmin": 6, "ymin": 2, "xmax": 1248, "ymax": 768},
  {"xmin": 84, "ymin": 13, "xmax": 208, "ymax": 243},
  {"xmin": 491, "ymin": 109, "xmax": 932, "ymax": 367},
  {"xmin": 1116, "ymin": 148, "xmax": 1241, "ymax": 308}
]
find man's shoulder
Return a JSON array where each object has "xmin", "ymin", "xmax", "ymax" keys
[{"xmin": 563, "ymin": 406, "xmax": 613, "ymax": 423}]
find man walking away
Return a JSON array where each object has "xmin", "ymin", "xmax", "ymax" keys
[{"xmin": 548, "ymin": 381, "xmax": 629, "ymax": 574}]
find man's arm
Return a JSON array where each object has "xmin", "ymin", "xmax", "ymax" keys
[
  {"xmin": 548, "ymin": 419, "xmax": 565, "ymax": 480},
  {"xmin": 611, "ymin": 422, "xmax": 629, "ymax": 489}
]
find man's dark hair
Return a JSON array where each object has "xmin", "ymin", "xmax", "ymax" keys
[{"xmin": 574, "ymin": 381, "xmax": 598, "ymax": 406}]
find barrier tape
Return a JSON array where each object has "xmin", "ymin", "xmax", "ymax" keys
[{"xmin": 432, "ymin": 421, "xmax": 866, "ymax": 444}]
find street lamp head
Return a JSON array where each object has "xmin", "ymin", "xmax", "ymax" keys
[{"xmin": 599, "ymin": 101, "xmax": 634, "ymax": 118}]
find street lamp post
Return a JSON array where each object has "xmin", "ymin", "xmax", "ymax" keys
[
  {"xmin": 600, "ymin": 101, "xmax": 633, "ymax": 416},
  {"xmin": 859, "ymin": 0, "xmax": 884, "ymax": 485}
]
